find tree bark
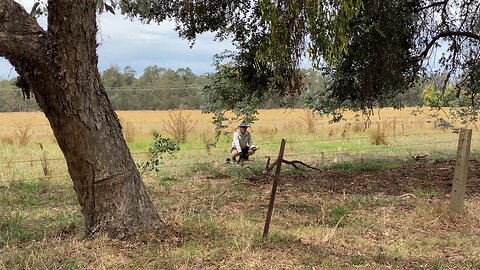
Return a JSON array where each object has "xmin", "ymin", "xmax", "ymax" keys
[{"xmin": 0, "ymin": 0, "xmax": 163, "ymax": 238}]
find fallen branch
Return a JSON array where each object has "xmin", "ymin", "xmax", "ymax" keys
[
  {"xmin": 281, "ymin": 159, "xmax": 321, "ymax": 171},
  {"xmin": 397, "ymin": 193, "xmax": 417, "ymax": 199},
  {"xmin": 263, "ymin": 156, "xmax": 320, "ymax": 174}
]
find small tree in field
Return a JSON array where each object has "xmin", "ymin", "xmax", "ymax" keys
[{"xmin": 163, "ymin": 110, "xmax": 196, "ymax": 144}]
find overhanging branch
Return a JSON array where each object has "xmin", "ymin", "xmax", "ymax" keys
[
  {"xmin": 418, "ymin": 31, "xmax": 480, "ymax": 59},
  {"xmin": 414, "ymin": 1, "xmax": 448, "ymax": 13},
  {"xmin": 0, "ymin": 0, "xmax": 46, "ymax": 65}
]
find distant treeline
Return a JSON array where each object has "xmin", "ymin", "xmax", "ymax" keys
[{"xmin": 0, "ymin": 65, "xmax": 424, "ymax": 112}]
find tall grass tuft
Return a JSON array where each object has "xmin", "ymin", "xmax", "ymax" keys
[
  {"xmin": 15, "ymin": 123, "xmax": 33, "ymax": 147},
  {"xmin": 302, "ymin": 110, "xmax": 317, "ymax": 133},
  {"xmin": 370, "ymin": 124, "xmax": 388, "ymax": 145},
  {"xmin": 38, "ymin": 143, "xmax": 52, "ymax": 179},
  {"xmin": 123, "ymin": 121, "xmax": 136, "ymax": 143},
  {"xmin": 200, "ymin": 131, "xmax": 217, "ymax": 153},
  {"xmin": 164, "ymin": 109, "xmax": 196, "ymax": 143},
  {"xmin": 257, "ymin": 126, "xmax": 277, "ymax": 141},
  {"xmin": 351, "ymin": 121, "xmax": 364, "ymax": 133},
  {"xmin": 0, "ymin": 135, "xmax": 15, "ymax": 145}
]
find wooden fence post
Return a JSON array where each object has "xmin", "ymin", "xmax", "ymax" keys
[
  {"xmin": 449, "ymin": 128, "xmax": 472, "ymax": 214},
  {"xmin": 263, "ymin": 139, "xmax": 286, "ymax": 238}
]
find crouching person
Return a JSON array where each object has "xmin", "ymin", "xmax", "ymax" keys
[{"xmin": 230, "ymin": 122, "xmax": 257, "ymax": 162}]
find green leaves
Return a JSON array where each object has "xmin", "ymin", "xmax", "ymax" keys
[
  {"xmin": 118, "ymin": 0, "xmax": 478, "ymax": 126},
  {"xmin": 138, "ymin": 132, "xmax": 179, "ymax": 173},
  {"xmin": 306, "ymin": 0, "xmax": 421, "ymax": 120}
]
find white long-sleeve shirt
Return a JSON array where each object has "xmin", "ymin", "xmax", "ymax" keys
[{"xmin": 232, "ymin": 130, "xmax": 255, "ymax": 153}]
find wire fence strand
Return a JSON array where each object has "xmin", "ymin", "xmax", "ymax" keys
[
  {"xmin": 0, "ymin": 136, "xmax": 466, "ymax": 185},
  {"xmin": 0, "ymin": 131, "xmax": 468, "ymax": 166}
]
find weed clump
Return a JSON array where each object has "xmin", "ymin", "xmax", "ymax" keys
[
  {"xmin": 302, "ymin": 110, "xmax": 317, "ymax": 133},
  {"xmin": 163, "ymin": 109, "xmax": 196, "ymax": 144},
  {"xmin": 15, "ymin": 123, "xmax": 33, "ymax": 147},
  {"xmin": 138, "ymin": 131, "xmax": 180, "ymax": 173},
  {"xmin": 0, "ymin": 135, "xmax": 15, "ymax": 145},
  {"xmin": 370, "ymin": 125, "xmax": 388, "ymax": 145},
  {"xmin": 123, "ymin": 121, "xmax": 136, "ymax": 143}
]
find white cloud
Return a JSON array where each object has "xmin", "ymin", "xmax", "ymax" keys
[{"xmin": 0, "ymin": 1, "xmax": 235, "ymax": 79}]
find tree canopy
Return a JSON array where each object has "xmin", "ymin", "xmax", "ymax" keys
[
  {"xmin": 118, "ymin": 0, "xmax": 362, "ymax": 114},
  {"xmin": 116, "ymin": 0, "xmax": 480, "ymax": 126}
]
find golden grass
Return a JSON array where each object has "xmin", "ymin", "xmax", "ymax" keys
[{"xmin": 0, "ymin": 108, "xmax": 448, "ymax": 140}]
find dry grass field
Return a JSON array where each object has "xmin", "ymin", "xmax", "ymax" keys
[
  {"xmin": 0, "ymin": 107, "xmax": 451, "ymax": 140},
  {"xmin": 1, "ymin": 108, "xmax": 480, "ymax": 269}
]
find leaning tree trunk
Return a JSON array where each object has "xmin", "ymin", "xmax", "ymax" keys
[{"xmin": 0, "ymin": 0, "xmax": 162, "ymax": 238}]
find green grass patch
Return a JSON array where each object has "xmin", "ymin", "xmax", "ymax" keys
[
  {"xmin": 413, "ymin": 187, "xmax": 440, "ymax": 198},
  {"xmin": 349, "ymin": 255, "xmax": 365, "ymax": 266},
  {"xmin": 1, "ymin": 181, "xmax": 77, "ymax": 209},
  {"xmin": 286, "ymin": 200, "xmax": 320, "ymax": 214},
  {"xmin": 325, "ymin": 205, "xmax": 351, "ymax": 227},
  {"xmin": 156, "ymin": 176, "xmax": 178, "ymax": 187},
  {"xmin": 0, "ymin": 212, "xmax": 40, "ymax": 245}
]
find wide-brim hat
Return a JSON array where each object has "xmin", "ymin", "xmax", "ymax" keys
[{"xmin": 238, "ymin": 122, "xmax": 250, "ymax": 127}]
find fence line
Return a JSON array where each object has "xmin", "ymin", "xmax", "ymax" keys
[
  {"xmin": 282, "ymin": 140, "xmax": 458, "ymax": 158},
  {"xmin": 0, "ymin": 131, "xmax": 465, "ymax": 166},
  {"xmin": 0, "ymin": 138, "xmax": 465, "ymax": 185}
]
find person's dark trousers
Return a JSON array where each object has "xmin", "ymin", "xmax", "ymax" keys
[{"xmin": 239, "ymin": 147, "xmax": 250, "ymax": 160}]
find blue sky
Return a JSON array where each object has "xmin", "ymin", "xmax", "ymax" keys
[{"xmin": 0, "ymin": 1, "xmax": 235, "ymax": 80}]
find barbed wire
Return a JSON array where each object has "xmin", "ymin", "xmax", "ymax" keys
[
  {"xmin": 0, "ymin": 131, "xmax": 473, "ymax": 166},
  {"xmin": 282, "ymin": 139, "xmax": 458, "ymax": 158},
  {"xmin": 0, "ymin": 134, "xmax": 455, "ymax": 166},
  {"xmin": 0, "ymin": 136, "xmax": 465, "ymax": 185}
]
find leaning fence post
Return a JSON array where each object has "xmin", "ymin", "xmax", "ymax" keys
[
  {"xmin": 449, "ymin": 128, "xmax": 472, "ymax": 214},
  {"xmin": 263, "ymin": 138, "xmax": 286, "ymax": 238}
]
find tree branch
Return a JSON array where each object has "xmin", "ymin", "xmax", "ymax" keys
[
  {"xmin": 263, "ymin": 156, "xmax": 320, "ymax": 174},
  {"xmin": 414, "ymin": 1, "xmax": 448, "ymax": 12},
  {"xmin": 0, "ymin": 0, "xmax": 46, "ymax": 66},
  {"xmin": 281, "ymin": 159, "xmax": 321, "ymax": 171},
  {"xmin": 418, "ymin": 31, "xmax": 480, "ymax": 59}
]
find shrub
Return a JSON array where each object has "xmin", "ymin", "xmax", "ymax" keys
[
  {"xmin": 138, "ymin": 131, "xmax": 180, "ymax": 173},
  {"xmin": 15, "ymin": 123, "xmax": 33, "ymax": 147},
  {"xmin": 200, "ymin": 131, "xmax": 217, "ymax": 153},
  {"xmin": 302, "ymin": 110, "xmax": 317, "ymax": 133},
  {"xmin": 434, "ymin": 118, "xmax": 453, "ymax": 130},
  {"xmin": 370, "ymin": 125, "xmax": 388, "ymax": 145},
  {"xmin": 163, "ymin": 109, "xmax": 196, "ymax": 143}
]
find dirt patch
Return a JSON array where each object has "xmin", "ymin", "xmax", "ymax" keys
[{"xmin": 249, "ymin": 159, "xmax": 480, "ymax": 196}]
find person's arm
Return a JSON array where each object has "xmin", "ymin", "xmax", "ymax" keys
[
  {"xmin": 232, "ymin": 131, "xmax": 242, "ymax": 153},
  {"xmin": 248, "ymin": 132, "xmax": 255, "ymax": 149}
]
